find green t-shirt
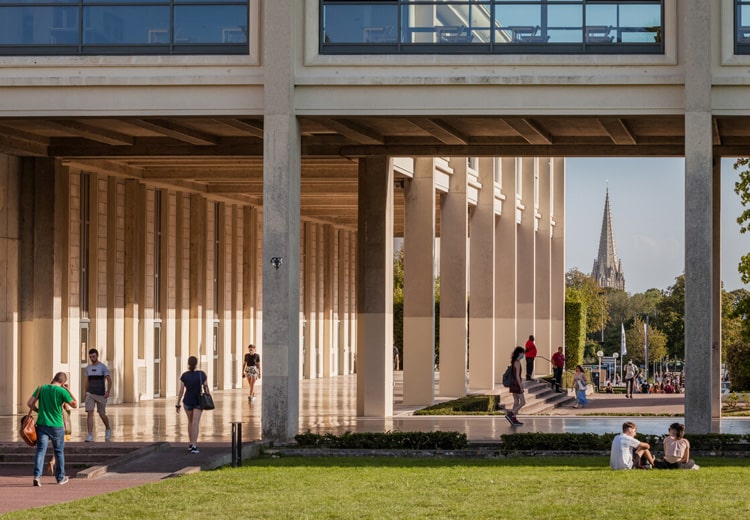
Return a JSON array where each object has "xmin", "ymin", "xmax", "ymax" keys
[{"xmin": 33, "ymin": 384, "xmax": 73, "ymax": 428}]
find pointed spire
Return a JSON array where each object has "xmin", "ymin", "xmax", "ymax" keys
[{"xmin": 592, "ymin": 187, "xmax": 625, "ymax": 290}]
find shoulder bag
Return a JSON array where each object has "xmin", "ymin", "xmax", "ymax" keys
[
  {"xmin": 199, "ymin": 372, "xmax": 215, "ymax": 410},
  {"xmin": 19, "ymin": 409, "xmax": 37, "ymax": 446}
]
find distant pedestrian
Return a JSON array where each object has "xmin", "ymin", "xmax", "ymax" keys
[
  {"xmin": 524, "ymin": 335, "xmax": 537, "ymax": 381},
  {"xmin": 551, "ymin": 346, "xmax": 565, "ymax": 392},
  {"xmin": 506, "ymin": 346, "xmax": 526, "ymax": 426},
  {"xmin": 242, "ymin": 344, "xmax": 261, "ymax": 401},
  {"xmin": 573, "ymin": 365, "xmax": 589, "ymax": 408},
  {"xmin": 176, "ymin": 356, "xmax": 211, "ymax": 454},
  {"xmin": 610, "ymin": 421, "xmax": 655, "ymax": 470},
  {"xmin": 624, "ymin": 360, "xmax": 639, "ymax": 398},
  {"xmin": 393, "ymin": 345, "xmax": 400, "ymax": 371},
  {"xmin": 27, "ymin": 372, "xmax": 79, "ymax": 486},
  {"xmin": 84, "ymin": 348, "xmax": 112, "ymax": 442}
]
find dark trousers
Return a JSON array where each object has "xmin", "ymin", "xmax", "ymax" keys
[
  {"xmin": 625, "ymin": 378, "xmax": 635, "ymax": 396},
  {"xmin": 553, "ymin": 367, "xmax": 563, "ymax": 390},
  {"xmin": 525, "ymin": 357, "xmax": 535, "ymax": 380}
]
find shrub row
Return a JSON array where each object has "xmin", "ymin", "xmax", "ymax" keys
[
  {"xmin": 294, "ymin": 431, "xmax": 750, "ymax": 453},
  {"xmin": 413, "ymin": 395, "xmax": 503, "ymax": 416},
  {"xmin": 294, "ymin": 430, "xmax": 469, "ymax": 450}
]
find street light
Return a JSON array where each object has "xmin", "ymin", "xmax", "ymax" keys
[
  {"xmin": 613, "ymin": 352, "xmax": 619, "ymax": 385},
  {"xmin": 596, "ymin": 350, "xmax": 604, "ymax": 391}
]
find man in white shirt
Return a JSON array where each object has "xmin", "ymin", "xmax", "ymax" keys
[{"xmin": 610, "ymin": 421, "xmax": 655, "ymax": 470}]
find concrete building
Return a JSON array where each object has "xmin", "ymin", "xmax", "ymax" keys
[
  {"xmin": 0, "ymin": 0, "xmax": 741, "ymax": 438},
  {"xmin": 592, "ymin": 188, "xmax": 625, "ymax": 291}
]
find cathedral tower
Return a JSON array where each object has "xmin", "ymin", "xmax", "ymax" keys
[{"xmin": 592, "ymin": 188, "xmax": 625, "ymax": 290}]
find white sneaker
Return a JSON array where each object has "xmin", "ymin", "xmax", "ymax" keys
[
  {"xmin": 105, "ymin": 430, "xmax": 112, "ymax": 441},
  {"xmin": 85, "ymin": 434, "xmax": 93, "ymax": 442},
  {"xmin": 691, "ymin": 464, "xmax": 700, "ymax": 470}
]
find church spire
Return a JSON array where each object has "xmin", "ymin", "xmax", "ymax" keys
[{"xmin": 592, "ymin": 187, "xmax": 625, "ymax": 290}]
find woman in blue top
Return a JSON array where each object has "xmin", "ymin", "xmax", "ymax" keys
[{"xmin": 176, "ymin": 356, "xmax": 211, "ymax": 454}]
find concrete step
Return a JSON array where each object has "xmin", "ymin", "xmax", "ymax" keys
[{"xmin": 0, "ymin": 443, "xmax": 147, "ymax": 476}]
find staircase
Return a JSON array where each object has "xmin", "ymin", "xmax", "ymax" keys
[
  {"xmin": 0, "ymin": 442, "xmax": 150, "ymax": 477},
  {"xmin": 496, "ymin": 378, "xmax": 575, "ymax": 414}
]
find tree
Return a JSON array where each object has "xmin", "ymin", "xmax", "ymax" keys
[
  {"xmin": 733, "ymin": 158, "xmax": 750, "ymax": 284},
  {"xmin": 565, "ymin": 268, "xmax": 609, "ymax": 336},
  {"xmin": 656, "ymin": 274, "xmax": 685, "ymax": 360},
  {"xmin": 624, "ymin": 316, "xmax": 667, "ymax": 370}
]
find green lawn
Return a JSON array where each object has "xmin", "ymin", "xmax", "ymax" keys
[{"xmin": 11, "ymin": 456, "xmax": 750, "ymax": 519}]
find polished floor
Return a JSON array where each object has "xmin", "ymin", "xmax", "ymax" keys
[{"xmin": 3, "ymin": 373, "xmax": 749, "ymax": 443}]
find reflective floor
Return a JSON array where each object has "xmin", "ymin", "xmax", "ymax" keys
[{"xmin": 3, "ymin": 373, "xmax": 749, "ymax": 443}]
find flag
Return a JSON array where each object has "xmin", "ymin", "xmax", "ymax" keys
[{"xmin": 621, "ymin": 322, "xmax": 627, "ymax": 356}]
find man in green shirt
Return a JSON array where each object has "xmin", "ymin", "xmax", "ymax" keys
[{"xmin": 27, "ymin": 372, "xmax": 78, "ymax": 486}]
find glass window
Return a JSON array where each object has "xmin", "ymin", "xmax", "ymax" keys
[
  {"xmin": 737, "ymin": 1, "xmax": 750, "ymax": 52},
  {"xmin": 0, "ymin": 6, "xmax": 79, "ymax": 44},
  {"xmin": 321, "ymin": 0, "xmax": 664, "ymax": 54},
  {"xmin": 0, "ymin": 0, "xmax": 248, "ymax": 54}
]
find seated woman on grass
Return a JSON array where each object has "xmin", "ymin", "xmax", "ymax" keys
[{"xmin": 656, "ymin": 422, "xmax": 700, "ymax": 470}]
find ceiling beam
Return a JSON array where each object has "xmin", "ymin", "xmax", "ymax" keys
[
  {"xmin": 598, "ymin": 117, "xmax": 637, "ymax": 145},
  {"xmin": 217, "ymin": 118, "xmax": 265, "ymax": 138},
  {"xmin": 0, "ymin": 126, "xmax": 49, "ymax": 156},
  {"xmin": 49, "ymin": 120, "xmax": 135, "ymax": 146},
  {"xmin": 503, "ymin": 118, "xmax": 553, "ymax": 145},
  {"xmin": 317, "ymin": 118, "xmax": 385, "ymax": 145},
  {"xmin": 410, "ymin": 118, "xmax": 468, "ymax": 145},
  {"xmin": 128, "ymin": 119, "xmax": 219, "ymax": 145},
  {"xmin": 337, "ymin": 144, "xmax": 685, "ymax": 157}
]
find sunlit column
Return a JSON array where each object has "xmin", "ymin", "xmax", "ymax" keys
[
  {"xmin": 356, "ymin": 156, "xmax": 393, "ymax": 417},
  {"xmin": 534, "ymin": 158, "xmax": 552, "ymax": 375},
  {"xmin": 403, "ymin": 157, "xmax": 436, "ymax": 406},
  {"xmin": 439, "ymin": 158, "xmax": 468, "ymax": 397},
  {"xmin": 495, "ymin": 158, "xmax": 518, "ymax": 382},
  {"xmin": 468, "ymin": 157, "xmax": 495, "ymax": 391},
  {"xmin": 550, "ymin": 158, "xmax": 566, "ymax": 359},
  {"xmin": 517, "ymin": 158, "xmax": 536, "ymax": 361}
]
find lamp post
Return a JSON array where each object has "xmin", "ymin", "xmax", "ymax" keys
[
  {"xmin": 596, "ymin": 350, "xmax": 604, "ymax": 391},
  {"xmin": 613, "ymin": 352, "xmax": 619, "ymax": 385}
]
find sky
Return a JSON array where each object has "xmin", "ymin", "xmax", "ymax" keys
[{"xmin": 565, "ymin": 157, "xmax": 750, "ymax": 295}]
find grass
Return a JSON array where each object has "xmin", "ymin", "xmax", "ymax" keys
[{"xmin": 9, "ymin": 456, "xmax": 750, "ymax": 519}]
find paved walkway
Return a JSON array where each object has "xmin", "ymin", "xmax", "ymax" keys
[{"xmin": 1, "ymin": 374, "xmax": 747, "ymax": 514}]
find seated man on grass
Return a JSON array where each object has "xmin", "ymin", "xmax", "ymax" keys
[{"xmin": 610, "ymin": 421, "xmax": 655, "ymax": 470}]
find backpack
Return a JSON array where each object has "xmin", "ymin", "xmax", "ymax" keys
[{"xmin": 502, "ymin": 365, "xmax": 514, "ymax": 388}]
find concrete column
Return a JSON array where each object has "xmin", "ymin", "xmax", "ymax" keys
[
  {"xmin": 316, "ymin": 224, "xmax": 325, "ymax": 377},
  {"xmin": 174, "ymin": 193, "xmax": 190, "ymax": 386},
  {"xmin": 517, "ymin": 158, "xmax": 536, "ymax": 366},
  {"xmin": 550, "ymin": 158, "xmax": 566, "ymax": 356},
  {"xmin": 495, "ymin": 158, "xmax": 518, "ymax": 381},
  {"xmin": 242, "ymin": 205, "xmax": 258, "ymax": 349},
  {"xmin": 203, "ymin": 202, "xmax": 215, "ymax": 384},
  {"xmin": 189, "ymin": 194, "xmax": 205, "ymax": 364},
  {"xmin": 262, "ymin": 0, "xmax": 301, "ymax": 441},
  {"xmin": 164, "ymin": 190, "xmax": 178, "ymax": 397},
  {"xmin": 107, "ymin": 178, "xmax": 126, "ymax": 402},
  {"xmin": 534, "ymin": 158, "xmax": 552, "ymax": 375},
  {"xmin": 338, "ymin": 230, "xmax": 350, "ymax": 375},
  {"xmin": 350, "ymin": 233, "xmax": 357, "ymax": 374},
  {"xmin": 303, "ymin": 222, "xmax": 316, "ymax": 378},
  {"xmin": 356, "ymin": 156, "xmax": 393, "ymax": 417},
  {"xmin": 123, "ymin": 180, "xmax": 144, "ymax": 402},
  {"xmin": 403, "ymin": 157, "xmax": 436, "ymax": 405},
  {"xmin": 322, "ymin": 225, "xmax": 335, "ymax": 377},
  {"xmin": 232, "ymin": 206, "xmax": 244, "ymax": 389},
  {"xmin": 439, "ymin": 158, "xmax": 468, "ymax": 397},
  {"xmin": 0, "ymin": 154, "xmax": 20, "ymax": 414},
  {"xmin": 683, "ymin": 0, "xmax": 714, "ymax": 434},
  {"xmin": 468, "ymin": 157, "xmax": 495, "ymax": 391},
  {"xmin": 712, "ymin": 158, "xmax": 722, "ymax": 420}
]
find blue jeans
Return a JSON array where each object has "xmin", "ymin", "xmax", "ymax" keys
[{"xmin": 34, "ymin": 424, "xmax": 66, "ymax": 481}]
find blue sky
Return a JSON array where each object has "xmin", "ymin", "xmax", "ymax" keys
[{"xmin": 565, "ymin": 157, "xmax": 750, "ymax": 295}]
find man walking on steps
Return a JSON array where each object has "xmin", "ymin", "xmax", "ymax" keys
[{"xmin": 84, "ymin": 348, "xmax": 112, "ymax": 442}]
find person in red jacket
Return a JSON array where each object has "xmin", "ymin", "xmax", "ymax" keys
[
  {"xmin": 524, "ymin": 335, "xmax": 537, "ymax": 381},
  {"xmin": 551, "ymin": 345, "xmax": 565, "ymax": 392}
]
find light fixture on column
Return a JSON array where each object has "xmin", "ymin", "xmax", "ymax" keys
[{"xmin": 270, "ymin": 257, "xmax": 283, "ymax": 270}]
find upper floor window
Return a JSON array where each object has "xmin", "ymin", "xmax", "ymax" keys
[
  {"xmin": 321, "ymin": 0, "xmax": 664, "ymax": 55},
  {"xmin": 0, "ymin": 0, "xmax": 248, "ymax": 55},
  {"xmin": 737, "ymin": 0, "xmax": 750, "ymax": 53}
]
